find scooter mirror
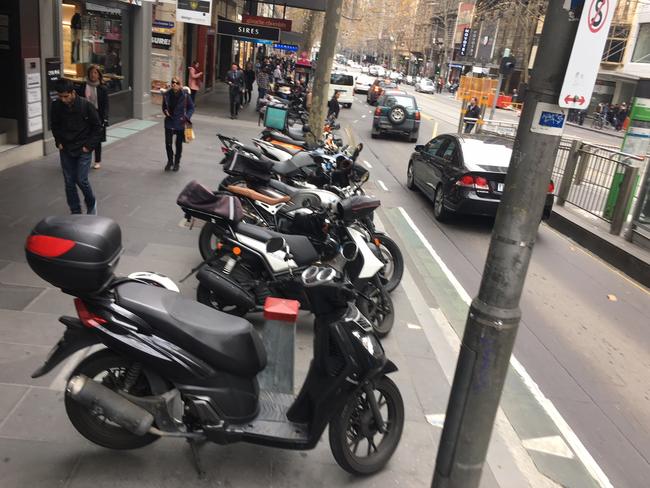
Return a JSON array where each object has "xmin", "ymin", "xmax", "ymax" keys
[
  {"xmin": 266, "ymin": 237, "xmax": 287, "ymax": 253},
  {"xmin": 341, "ymin": 241, "xmax": 359, "ymax": 261}
]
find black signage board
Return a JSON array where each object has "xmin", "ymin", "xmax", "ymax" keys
[
  {"xmin": 45, "ymin": 57, "xmax": 61, "ymax": 130},
  {"xmin": 217, "ymin": 19, "xmax": 280, "ymax": 42},
  {"xmin": 152, "ymin": 32, "xmax": 172, "ymax": 50}
]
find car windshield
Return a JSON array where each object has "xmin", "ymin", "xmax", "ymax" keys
[
  {"xmin": 357, "ymin": 75, "xmax": 373, "ymax": 84},
  {"xmin": 331, "ymin": 73, "xmax": 354, "ymax": 85},
  {"xmin": 380, "ymin": 81, "xmax": 397, "ymax": 89},
  {"xmin": 385, "ymin": 96, "xmax": 417, "ymax": 108},
  {"xmin": 422, "ymin": 79, "xmax": 434, "ymax": 85}
]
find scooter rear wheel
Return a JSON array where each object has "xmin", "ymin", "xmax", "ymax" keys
[
  {"xmin": 373, "ymin": 234, "xmax": 404, "ymax": 293},
  {"xmin": 64, "ymin": 349, "xmax": 160, "ymax": 450},
  {"xmin": 329, "ymin": 376, "xmax": 404, "ymax": 475},
  {"xmin": 357, "ymin": 280, "xmax": 394, "ymax": 337}
]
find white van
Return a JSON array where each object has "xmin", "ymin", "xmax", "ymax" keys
[{"xmin": 329, "ymin": 72, "xmax": 355, "ymax": 107}]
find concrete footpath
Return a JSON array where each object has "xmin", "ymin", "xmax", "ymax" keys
[{"xmin": 0, "ymin": 89, "xmax": 551, "ymax": 487}]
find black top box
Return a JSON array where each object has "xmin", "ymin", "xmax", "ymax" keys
[{"xmin": 25, "ymin": 215, "xmax": 122, "ymax": 294}]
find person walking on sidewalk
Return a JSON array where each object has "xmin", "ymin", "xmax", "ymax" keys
[
  {"xmin": 327, "ymin": 91, "xmax": 341, "ymax": 120},
  {"xmin": 77, "ymin": 64, "xmax": 109, "ymax": 170},
  {"xmin": 243, "ymin": 62, "xmax": 255, "ymax": 105},
  {"xmin": 188, "ymin": 61, "xmax": 203, "ymax": 103},
  {"xmin": 50, "ymin": 79, "xmax": 102, "ymax": 215},
  {"xmin": 256, "ymin": 66, "xmax": 270, "ymax": 110},
  {"xmin": 464, "ymin": 97, "xmax": 481, "ymax": 134},
  {"xmin": 162, "ymin": 77, "xmax": 194, "ymax": 172},
  {"xmin": 226, "ymin": 64, "xmax": 244, "ymax": 119}
]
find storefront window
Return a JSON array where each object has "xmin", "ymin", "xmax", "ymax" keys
[
  {"xmin": 62, "ymin": 1, "xmax": 131, "ymax": 93},
  {"xmin": 632, "ymin": 23, "xmax": 650, "ymax": 63}
]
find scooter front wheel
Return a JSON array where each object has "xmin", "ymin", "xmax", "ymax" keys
[
  {"xmin": 329, "ymin": 376, "xmax": 404, "ymax": 475},
  {"xmin": 357, "ymin": 280, "xmax": 394, "ymax": 337},
  {"xmin": 373, "ymin": 234, "xmax": 404, "ymax": 293}
]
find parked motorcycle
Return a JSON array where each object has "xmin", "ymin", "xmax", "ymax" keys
[
  {"xmin": 178, "ymin": 187, "xmax": 394, "ymax": 336},
  {"xmin": 25, "ymin": 215, "xmax": 404, "ymax": 476}
]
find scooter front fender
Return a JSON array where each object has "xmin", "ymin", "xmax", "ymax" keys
[
  {"xmin": 31, "ymin": 316, "xmax": 101, "ymax": 378},
  {"xmin": 381, "ymin": 359, "xmax": 398, "ymax": 375}
]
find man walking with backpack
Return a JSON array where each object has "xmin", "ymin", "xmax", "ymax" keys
[{"xmin": 51, "ymin": 79, "xmax": 103, "ymax": 215}]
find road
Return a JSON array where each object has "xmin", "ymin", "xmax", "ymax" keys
[{"xmin": 338, "ymin": 86, "xmax": 650, "ymax": 488}]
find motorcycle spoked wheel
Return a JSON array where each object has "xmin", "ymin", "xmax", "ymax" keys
[
  {"xmin": 196, "ymin": 259, "xmax": 256, "ymax": 317},
  {"xmin": 64, "ymin": 349, "xmax": 161, "ymax": 450},
  {"xmin": 373, "ymin": 234, "xmax": 404, "ymax": 293},
  {"xmin": 356, "ymin": 279, "xmax": 394, "ymax": 337},
  {"xmin": 329, "ymin": 376, "xmax": 404, "ymax": 475}
]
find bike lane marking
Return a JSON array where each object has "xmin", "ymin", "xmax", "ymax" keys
[{"xmin": 381, "ymin": 207, "xmax": 611, "ymax": 488}]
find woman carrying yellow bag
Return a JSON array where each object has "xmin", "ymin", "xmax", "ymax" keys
[{"xmin": 162, "ymin": 77, "xmax": 194, "ymax": 172}]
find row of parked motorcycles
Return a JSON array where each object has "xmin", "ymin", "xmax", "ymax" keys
[{"xmin": 23, "ymin": 103, "xmax": 406, "ymax": 476}]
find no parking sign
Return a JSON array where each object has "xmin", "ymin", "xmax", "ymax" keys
[{"xmin": 559, "ymin": 0, "xmax": 618, "ymax": 108}]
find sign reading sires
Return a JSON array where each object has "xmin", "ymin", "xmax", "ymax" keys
[
  {"xmin": 217, "ymin": 19, "xmax": 280, "ymax": 42},
  {"xmin": 559, "ymin": 0, "xmax": 618, "ymax": 108}
]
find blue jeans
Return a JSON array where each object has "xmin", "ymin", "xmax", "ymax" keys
[{"xmin": 60, "ymin": 151, "xmax": 96, "ymax": 214}]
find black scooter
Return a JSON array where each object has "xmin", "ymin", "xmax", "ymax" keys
[{"xmin": 26, "ymin": 215, "xmax": 404, "ymax": 476}]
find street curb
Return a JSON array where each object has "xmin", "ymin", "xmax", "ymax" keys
[{"xmin": 547, "ymin": 210, "xmax": 650, "ymax": 288}]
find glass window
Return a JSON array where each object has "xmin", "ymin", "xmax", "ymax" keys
[
  {"xmin": 441, "ymin": 140, "xmax": 457, "ymax": 160},
  {"xmin": 62, "ymin": 1, "xmax": 131, "ymax": 93},
  {"xmin": 632, "ymin": 23, "xmax": 650, "ymax": 63},
  {"xmin": 425, "ymin": 137, "xmax": 445, "ymax": 156},
  {"xmin": 330, "ymin": 73, "xmax": 354, "ymax": 85},
  {"xmin": 388, "ymin": 96, "xmax": 417, "ymax": 108}
]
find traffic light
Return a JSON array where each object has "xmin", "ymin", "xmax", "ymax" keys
[
  {"xmin": 499, "ymin": 56, "xmax": 516, "ymax": 75},
  {"xmin": 435, "ymin": 64, "xmax": 441, "ymax": 75}
]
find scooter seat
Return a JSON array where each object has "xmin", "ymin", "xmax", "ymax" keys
[
  {"xmin": 235, "ymin": 222, "xmax": 319, "ymax": 266},
  {"xmin": 267, "ymin": 179, "xmax": 300, "ymax": 197},
  {"xmin": 115, "ymin": 283, "xmax": 266, "ymax": 377},
  {"xmin": 287, "ymin": 127, "xmax": 307, "ymax": 142},
  {"xmin": 268, "ymin": 131, "xmax": 307, "ymax": 148}
]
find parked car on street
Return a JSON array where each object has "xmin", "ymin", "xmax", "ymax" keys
[
  {"xmin": 372, "ymin": 93, "xmax": 420, "ymax": 141},
  {"xmin": 405, "ymin": 75, "xmax": 414, "ymax": 85},
  {"xmin": 367, "ymin": 79, "xmax": 398, "ymax": 104},
  {"xmin": 361, "ymin": 66, "xmax": 370, "ymax": 73},
  {"xmin": 415, "ymin": 78, "xmax": 436, "ymax": 94},
  {"xmin": 406, "ymin": 134, "xmax": 555, "ymax": 221},
  {"xmin": 369, "ymin": 65, "xmax": 379, "ymax": 76},
  {"xmin": 353, "ymin": 74, "xmax": 375, "ymax": 94}
]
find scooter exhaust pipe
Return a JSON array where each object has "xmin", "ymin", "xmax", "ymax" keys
[
  {"xmin": 197, "ymin": 266, "xmax": 256, "ymax": 311},
  {"xmin": 67, "ymin": 375, "xmax": 154, "ymax": 436}
]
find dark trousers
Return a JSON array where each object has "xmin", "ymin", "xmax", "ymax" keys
[
  {"xmin": 257, "ymin": 87, "xmax": 267, "ymax": 109},
  {"xmin": 243, "ymin": 87, "xmax": 252, "ymax": 104},
  {"xmin": 190, "ymin": 90, "xmax": 197, "ymax": 103},
  {"xmin": 94, "ymin": 143, "xmax": 102, "ymax": 163},
  {"xmin": 60, "ymin": 151, "xmax": 96, "ymax": 214},
  {"xmin": 165, "ymin": 128, "xmax": 184, "ymax": 164},
  {"xmin": 229, "ymin": 90, "xmax": 241, "ymax": 116},
  {"xmin": 464, "ymin": 122, "xmax": 476, "ymax": 134}
]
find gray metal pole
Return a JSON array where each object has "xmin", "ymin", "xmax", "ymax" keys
[
  {"xmin": 431, "ymin": 2, "xmax": 580, "ymax": 487},
  {"xmin": 307, "ymin": 0, "xmax": 343, "ymax": 145},
  {"xmin": 610, "ymin": 165, "xmax": 639, "ymax": 235},
  {"xmin": 489, "ymin": 73, "xmax": 503, "ymax": 121},
  {"xmin": 557, "ymin": 139, "xmax": 581, "ymax": 205}
]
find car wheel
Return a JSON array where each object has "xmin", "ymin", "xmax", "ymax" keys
[
  {"xmin": 433, "ymin": 184, "xmax": 451, "ymax": 222},
  {"xmin": 406, "ymin": 161, "xmax": 417, "ymax": 191}
]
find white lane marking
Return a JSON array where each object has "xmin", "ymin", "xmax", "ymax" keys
[
  {"xmin": 523, "ymin": 435, "xmax": 575, "ymax": 459},
  {"xmin": 363, "ymin": 160, "xmax": 373, "ymax": 169},
  {"xmin": 353, "ymin": 120, "xmax": 359, "ymax": 124},
  {"xmin": 397, "ymin": 206, "xmax": 613, "ymax": 488},
  {"xmin": 377, "ymin": 180, "xmax": 389, "ymax": 191},
  {"xmin": 361, "ymin": 114, "xmax": 367, "ymax": 118},
  {"xmin": 407, "ymin": 323, "xmax": 422, "ymax": 330},
  {"xmin": 426, "ymin": 414, "xmax": 446, "ymax": 428}
]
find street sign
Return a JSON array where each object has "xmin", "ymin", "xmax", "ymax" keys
[
  {"xmin": 559, "ymin": 0, "xmax": 618, "ymax": 108},
  {"xmin": 530, "ymin": 102, "xmax": 567, "ymax": 136},
  {"xmin": 176, "ymin": 0, "xmax": 212, "ymax": 27}
]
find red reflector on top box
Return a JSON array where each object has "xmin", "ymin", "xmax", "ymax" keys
[
  {"xmin": 263, "ymin": 297, "xmax": 300, "ymax": 322},
  {"xmin": 26, "ymin": 235, "xmax": 76, "ymax": 258}
]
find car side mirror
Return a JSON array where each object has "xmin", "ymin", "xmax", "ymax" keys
[{"xmin": 415, "ymin": 145, "xmax": 425, "ymax": 152}]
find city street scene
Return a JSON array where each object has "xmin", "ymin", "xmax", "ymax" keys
[{"xmin": 1, "ymin": 0, "xmax": 650, "ymax": 487}]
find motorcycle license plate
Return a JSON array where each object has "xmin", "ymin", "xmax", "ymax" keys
[{"xmin": 497, "ymin": 183, "xmax": 505, "ymax": 192}]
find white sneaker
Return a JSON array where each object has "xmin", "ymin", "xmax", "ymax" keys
[{"xmin": 88, "ymin": 202, "xmax": 98, "ymax": 215}]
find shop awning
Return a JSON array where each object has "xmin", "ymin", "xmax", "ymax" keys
[{"xmin": 262, "ymin": 0, "xmax": 327, "ymax": 11}]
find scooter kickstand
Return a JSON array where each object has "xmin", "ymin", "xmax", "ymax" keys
[{"xmin": 187, "ymin": 438, "xmax": 207, "ymax": 479}]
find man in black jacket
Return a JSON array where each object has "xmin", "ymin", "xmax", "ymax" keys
[
  {"xmin": 51, "ymin": 79, "xmax": 103, "ymax": 214},
  {"xmin": 226, "ymin": 64, "xmax": 244, "ymax": 119},
  {"xmin": 464, "ymin": 97, "xmax": 481, "ymax": 134}
]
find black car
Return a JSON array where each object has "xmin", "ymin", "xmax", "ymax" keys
[
  {"xmin": 406, "ymin": 134, "xmax": 555, "ymax": 221},
  {"xmin": 372, "ymin": 93, "xmax": 420, "ymax": 141},
  {"xmin": 367, "ymin": 79, "xmax": 398, "ymax": 105}
]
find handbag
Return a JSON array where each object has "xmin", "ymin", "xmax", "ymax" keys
[{"xmin": 183, "ymin": 94, "xmax": 195, "ymax": 143}]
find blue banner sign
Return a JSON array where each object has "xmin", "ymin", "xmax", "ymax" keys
[{"xmin": 273, "ymin": 43, "xmax": 299, "ymax": 52}]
